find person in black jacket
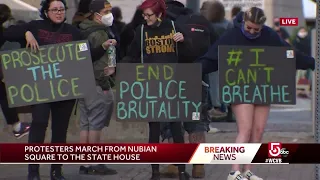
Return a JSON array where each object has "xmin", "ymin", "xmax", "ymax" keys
[
  {"xmin": 122, "ymin": 0, "xmax": 192, "ymax": 179},
  {"xmin": 2, "ymin": 0, "xmax": 111, "ymax": 179},
  {"xmin": 0, "ymin": 4, "xmax": 31, "ymax": 139}
]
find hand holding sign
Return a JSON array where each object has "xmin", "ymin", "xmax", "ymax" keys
[{"xmin": 25, "ymin": 31, "xmax": 39, "ymax": 53}]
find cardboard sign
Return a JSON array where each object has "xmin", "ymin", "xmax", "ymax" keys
[
  {"xmin": 219, "ymin": 46, "xmax": 296, "ymax": 104},
  {"xmin": 0, "ymin": 40, "xmax": 96, "ymax": 107},
  {"xmin": 116, "ymin": 63, "xmax": 202, "ymax": 122}
]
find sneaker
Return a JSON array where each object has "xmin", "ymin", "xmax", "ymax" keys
[
  {"xmin": 13, "ymin": 122, "xmax": 30, "ymax": 139},
  {"xmin": 192, "ymin": 165, "xmax": 205, "ymax": 178},
  {"xmin": 79, "ymin": 165, "xmax": 117, "ymax": 175},
  {"xmin": 243, "ymin": 170, "xmax": 263, "ymax": 180},
  {"xmin": 27, "ymin": 173, "xmax": 41, "ymax": 180},
  {"xmin": 208, "ymin": 108, "xmax": 227, "ymax": 118},
  {"xmin": 51, "ymin": 168, "xmax": 66, "ymax": 180},
  {"xmin": 150, "ymin": 172, "xmax": 160, "ymax": 180},
  {"xmin": 160, "ymin": 164, "xmax": 179, "ymax": 178},
  {"xmin": 179, "ymin": 172, "xmax": 190, "ymax": 180},
  {"xmin": 227, "ymin": 171, "xmax": 248, "ymax": 180}
]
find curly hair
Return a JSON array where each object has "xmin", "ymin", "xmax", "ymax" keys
[{"xmin": 40, "ymin": 0, "xmax": 67, "ymax": 20}]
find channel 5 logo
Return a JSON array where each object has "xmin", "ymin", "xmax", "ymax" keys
[{"xmin": 268, "ymin": 142, "xmax": 289, "ymax": 158}]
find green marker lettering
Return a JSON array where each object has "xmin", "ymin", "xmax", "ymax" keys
[
  {"xmin": 34, "ymin": 83, "xmax": 48, "ymax": 102},
  {"xmin": 57, "ymin": 79, "xmax": 69, "ymax": 97},
  {"xmin": 163, "ymin": 65, "xmax": 173, "ymax": 80},
  {"xmin": 75, "ymin": 43, "xmax": 86, "ymax": 61},
  {"xmin": 7, "ymin": 86, "xmax": 18, "ymax": 104},
  {"xmin": 117, "ymin": 102, "xmax": 127, "ymax": 119},
  {"xmin": 11, "ymin": 51, "xmax": 22, "ymax": 68},
  {"xmin": 1, "ymin": 54, "xmax": 11, "ymax": 70},
  {"xmin": 138, "ymin": 101, "xmax": 148, "ymax": 118},
  {"xmin": 119, "ymin": 81, "xmax": 129, "ymax": 99},
  {"xmin": 182, "ymin": 101, "xmax": 190, "ymax": 117},
  {"xmin": 71, "ymin": 78, "xmax": 82, "ymax": 96},
  {"xmin": 57, "ymin": 45, "xmax": 66, "ymax": 62},
  {"xmin": 158, "ymin": 102, "xmax": 167, "ymax": 118},
  {"xmin": 20, "ymin": 84, "xmax": 34, "ymax": 102},
  {"xmin": 249, "ymin": 48, "xmax": 265, "ymax": 67},
  {"xmin": 136, "ymin": 65, "xmax": 145, "ymax": 81},
  {"xmin": 131, "ymin": 82, "xmax": 144, "ymax": 99},
  {"xmin": 20, "ymin": 50, "xmax": 32, "ymax": 67},
  {"xmin": 65, "ymin": 44, "xmax": 74, "ymax": 61},
  {"xmin": 47, "ymin": 46, "xmax": 57, "ymax": 63},
  {"xmin": 225, "ymin": 69, "xmax": 235, "ymax": 86},
  {"xmin": 263, "ymin": 67, "xmax": 274, "ymax": 83},
  {"xmin": 39, "ymin": 47, "xmax": 48, "ymax": 65},
  {"xmin": 165, "ymin": 80, "xmax": 177, "ymax": 99},
  {"xmin": 128, "ymin": 101, "xmax": 137, "ymax": 118},
  {"xmin": 178, "ymin": 81, "xmax": 186, "ymax": 99},
  {"xmin": 148, "ymin": 65, "xmax": 159, "ymax": 80}
]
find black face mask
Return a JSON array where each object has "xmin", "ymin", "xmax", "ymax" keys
[{"xmin": 274, "ymin": 22, "xmax": 280, "ymax": 26}]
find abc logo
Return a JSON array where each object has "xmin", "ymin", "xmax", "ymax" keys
[{"xmin": 268, "ymin": 142, "xmax": 289, "ymax": 158}]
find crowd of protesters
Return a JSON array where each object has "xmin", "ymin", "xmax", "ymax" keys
[{"xmin": 0, "ymin": 0, "xmax": 315, "ymax": 180}]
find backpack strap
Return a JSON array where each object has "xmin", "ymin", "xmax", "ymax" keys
[
  {"xmin": 140, "ymin": 24, "xmax": 144, "ymax": 63},
  {"xmin": 171, "ymin": 20, "xmax": 178, "ymax": 56}
]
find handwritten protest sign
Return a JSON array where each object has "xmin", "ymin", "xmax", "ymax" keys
[
  {"xmin": 116, "ymin": 63, "xmax": 202, "ymax": 122},
  {"xmin": 218, "ymin": 46, "xmax": 296, "ymax": 104},
  {"xmin": 0, "ymin": 40, "xmax": 96, "ymax": 107}
]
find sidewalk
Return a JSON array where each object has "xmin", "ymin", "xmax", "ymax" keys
[{"xmin": 0, "ymin": 131, "xmax": 315, "ymax": 180}]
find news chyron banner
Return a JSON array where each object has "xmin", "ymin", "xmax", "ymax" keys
[{"xmin": 0, "ymin": 143, "xmax": 315, "ymax": 164}]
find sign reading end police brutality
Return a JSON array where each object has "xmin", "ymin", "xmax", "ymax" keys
[
  {"xmin": 218, "ymin": 46, "xmax": 296, "ymax": 104},
  {"xmin": 116, "ymin": 63, "xmax": 202, "ymax": 122},
  {"xmin": 0, "ymin": 40, "xmax": 96, "ymax": 107}
]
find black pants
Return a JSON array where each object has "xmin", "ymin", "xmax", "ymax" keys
[
  {"xmin": 148, "ymin": 122, "xmax": 185, "ymax": 172},
  {"xmin": 28, "ymin": 100, "xmax": 75, "ymax": 174},
  {"xmin": 0, "ymin": 81, "xmax": 19, "ymax": 125}
]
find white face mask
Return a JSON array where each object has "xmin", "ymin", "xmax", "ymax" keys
[
  {"xmin": 100, "ymin": 13, "xmax": 114, "ymax": 26},
  {"xmin": 298, "ymin": 31, "xmax": 307, "ymax": 38}
]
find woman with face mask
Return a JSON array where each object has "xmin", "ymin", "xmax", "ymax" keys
[
  {"xmin": 77, "ymin": 0, "xmax": 118, "ymax": 176},
  {"xmin": 2, "ymin": 0, "xmax": 114, "ymax": 179},
  {"xmin": 197, "ymin": 7, "xmax": 315, "ymax": 180},
  {"xmin": 121, "ymin": 0, "xmax": 192, "ymax": 179}
]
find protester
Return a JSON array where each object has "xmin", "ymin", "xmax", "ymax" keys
[
  {"xmin": 2, "ymin": 0, "xmax": 115, "ymax": 179},
  {"xmin": 112, "ymin": 6, "xmax": 126, "ymax": 33},
  {"xmin": 273, "ymin": 17, "xmax": 291, "ymax": 44},
  {"xmin": 119, "ymin": 7, "xmax": 144, "ymax": 58},
  {"xmin": 197, "ymin": 7, "xmax": 315, "ymax": 180},
  {"xmin": 121, "ymin": 0, "xmax": 192, "ymax": 179},
  {"xmin": 231, "ymin": 6, "xmax": 241, "ymax": 19},
  {"xmin": 0, "ymin": 4, "xmax": 31, "ymax": 139},
  {"xmin": 72, "ymin": 0, "xmax": 92, "ymax": 27},
  {"xmin": 200, "ymin": 1, "xmax": 212, "ymax": 20},
  {"xmin": 159, "ymin": 0, "xmax": 219, "ymax": 178},
  {"xmin": 293, "ymin": 27, "xmax": 312, "ymax": 95},
  {"xmin": 207, "ymin": 1, "xmax": 232, "ymax": 119},
  {"xmin": 77, "ymin": 0, "xmax": 117, "ymax": 175}
]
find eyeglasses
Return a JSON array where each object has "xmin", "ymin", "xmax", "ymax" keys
[
  {"xmin": 244, "ymin": 24, "xmax": 261, "ymax": 32},
  {"xmin": 142, "ymin": 13, "xmax": 155, "ymax": 18},
  {"xmin": 48, "ymin": 8, "xmax": 66, "ymax": 14}
]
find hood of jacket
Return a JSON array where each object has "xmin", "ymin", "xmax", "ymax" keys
[
  {"xmin": 78, "ymin": 19, "xmax": 106, "ymax": 32},
  {"xmin": 233, "ymin": 11, "xmax": 244, "ymax": 28},
  {"xmin": 166, "ymin": 1, "xmax": 193, "ymax": 19}
]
